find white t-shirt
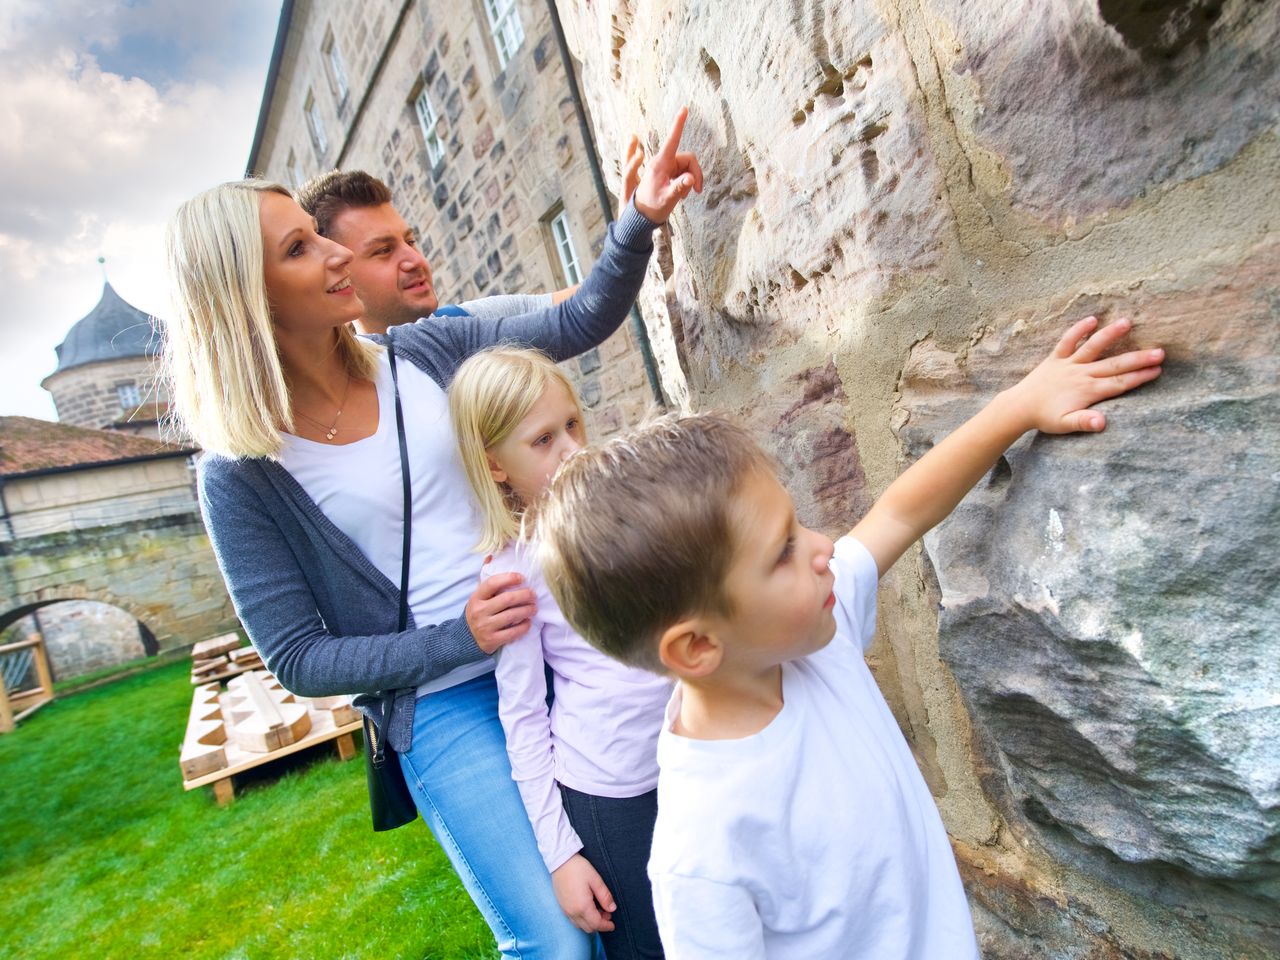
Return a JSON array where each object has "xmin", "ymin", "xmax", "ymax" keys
[
  {"xmin": 648, "ymin": 536, "xmax": 978, "ymax": 960},
  {"xmin": 280, "ymin": 349, "xmax": 493, "ymax": 696}
]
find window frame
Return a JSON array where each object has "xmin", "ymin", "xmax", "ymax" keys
[
  {"xmin": 286, "ymin": 149, "xmax": 303, "ymax": 189},
  {"xmin": 549, "ymin": 209, "xmax": 582, "ymax": 286},
  {"xmin": 414, "ymin": 87, "xmax": 445, "ymax": 167},
  {"xmin": 305, "ymin": 90, "xmax": 328, "ymax": 157},
  {"xmin": 482, "ymin": 0, "xmax": 526, "ymax": 69},
  {"xmin": 116, "ymin": 382, "xmax": 142, "ymax": 410},
  {"xmin": 323, "ymin": 30, "xmax": 350, "ymax": 106}
]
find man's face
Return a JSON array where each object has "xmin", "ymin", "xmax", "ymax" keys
[{"xmin": 326, "ymin": 203, "xmax": 437, "ymax": 331}]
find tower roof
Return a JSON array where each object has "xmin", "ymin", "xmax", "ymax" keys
[{"xmin": 49, "ymin": 282, "xmax": 161, "ymax": 376}]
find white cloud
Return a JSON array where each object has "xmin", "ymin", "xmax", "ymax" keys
[{"xmin": 0, "ymin": 2, "xmax": 278, "ymax": 419}]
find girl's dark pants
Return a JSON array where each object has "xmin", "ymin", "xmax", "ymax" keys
[{"xmin": 560, "ymin": 784, "xmax": 665, "ymax": 960}]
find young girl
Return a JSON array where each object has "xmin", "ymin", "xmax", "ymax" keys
[{"xmin": 450, "ymin": 346, "xmax": 671, "ymax": 960}]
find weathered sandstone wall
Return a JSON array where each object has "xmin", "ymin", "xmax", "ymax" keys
[{"xmin": 558, "ymin": 0, "xmax": 1278, "ymax": 955}]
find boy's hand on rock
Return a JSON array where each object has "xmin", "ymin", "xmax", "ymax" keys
[
  {"xmin": 632, "ymin": 106, "xmax": 704, "ymax": 223},
  {"xmin": 1009, "ymin": 316, "xmax": 1164, "ymax": 435}
]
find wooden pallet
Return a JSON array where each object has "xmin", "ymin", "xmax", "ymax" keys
[
  {"xmin": 190, "ymin": 633, "xmax": 264, "ymax": 684},
  {"xmin": 179, "ymin": 670, "xmax": 360, "ymax": 805}
]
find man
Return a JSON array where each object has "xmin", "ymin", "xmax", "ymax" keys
[{"xmin": 296, "ymin": 152, "xmax": 639, "ymax": 334}]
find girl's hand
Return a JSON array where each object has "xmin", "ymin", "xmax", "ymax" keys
[
  {"xmin": 620, "ymin": 134, "xmax": 643, "ymax": 217},
  {"xmin": 552, "ymin": 853, "xmax": 616, "ymax": 934},
  {"xmin": 465, "ymin": 568, "xmax": 536, "ymax": 653},
  {"xmin": 1006, "ymin": 316, "xmax": 1164, "ymax": 434},
  {"xmin": 632, "ymin": 106, "xmax": 704, "ymax": 224}
]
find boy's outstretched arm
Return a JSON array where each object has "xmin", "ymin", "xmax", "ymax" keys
[{"xmin": 852, "ymin": 316, "xmax": 1164, "ymax": 575}]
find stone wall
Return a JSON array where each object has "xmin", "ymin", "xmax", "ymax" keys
[
  {"xmin": 44, "ymin": 356, "xmax": 166, "ymax": 435},
  {"xmin": 557, "ymin": 0, "xmax": 1278, "ymax": 955},
  {"xmin": 252, "ymin": 0, "xmax": 660, "ymax": 438},
  {"xmin": 0, "ymin": 458, "xmax": 236, "ymax": 677},
  {"xmin": 2, "ymin": 602, "xmax": 150, "ymax": 681},
  {"xmin": 0, "ymin": 512, "xmax": 237, "ymax": 663}
]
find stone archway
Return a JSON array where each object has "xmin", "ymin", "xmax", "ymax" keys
[
  {"xmin": 0, "ymin": 513, "xmax": 238, "ymax": 661},
  {"xmin": 0, "ymin": 596, "xmax": 160, "ymax": 683}
]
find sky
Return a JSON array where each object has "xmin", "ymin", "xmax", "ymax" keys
[{"xmin": 0, "ymin": 0, "xmax": 282, "ymax": 419}]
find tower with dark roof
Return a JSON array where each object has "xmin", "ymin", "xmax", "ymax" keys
[{"xmin": 40, "ymin": 281, "xmax": 169, "ymax": 437}]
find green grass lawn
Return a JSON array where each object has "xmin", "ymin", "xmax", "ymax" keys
[{"xmin": 0, "ymin": 659, "xmax": 498, "ymax": 960}]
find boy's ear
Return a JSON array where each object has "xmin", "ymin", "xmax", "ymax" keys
[
  {"xmin": 659, "ymin": 618, "xmax": 723, "ymax": 678},
  {"xmin": 486, "ymin": 453, "xmax": 507, "ymax": 484}
]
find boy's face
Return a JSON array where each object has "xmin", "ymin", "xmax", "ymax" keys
[{"xmin": 714, "ymin": 468, "xmax": 838, "ymax": 670}]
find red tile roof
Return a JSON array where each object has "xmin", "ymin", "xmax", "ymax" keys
[{"xmin": 0, "ymin": 417, "xmax": 196, "ymax": 478}]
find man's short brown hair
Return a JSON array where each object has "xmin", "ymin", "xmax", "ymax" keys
[
  {"xmin": 296, "ymin": 170, "xmax": 392, "ymax": 237},
  {"xmin": 535, "ymin": 414, "xmax": 774, "ymax": 673}
]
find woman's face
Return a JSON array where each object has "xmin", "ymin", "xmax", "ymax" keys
[{"xmin": 259, "ymin": 190, "xmax": 363, "ymax": 335}]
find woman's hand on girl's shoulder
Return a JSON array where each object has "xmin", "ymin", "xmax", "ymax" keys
[{"xmin": 466, "ymin": 568, "xmax": 536, "ymax": 653}]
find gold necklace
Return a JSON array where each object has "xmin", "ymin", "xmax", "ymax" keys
[{"xmin": 294, "ymin": 373, "xmax": 352, "ymax": 442}]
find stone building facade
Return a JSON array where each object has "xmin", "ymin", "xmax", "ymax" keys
[
  {"xmin": 549, "ymin": 1, "xmax": 1278, "ymax": 957},
  {"xmin": 41, "ymin": 282, "xmax": 168, "ymax": 439},
  {"xmin": 246, "ymin": 0, "xmax": 661, "ymax": 438},
  {"xmin": 0, "ymin": 418, "xmax": 237, "ymax": 681}
]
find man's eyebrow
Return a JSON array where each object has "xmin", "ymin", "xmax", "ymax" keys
[{"xmin": 359, "ymin": 232, "xmax": 398, "ymax": 251}]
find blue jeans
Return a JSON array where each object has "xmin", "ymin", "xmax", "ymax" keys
[{"xmin": 399, "ymin": 672, "xmax": 595, "ymax": 960}]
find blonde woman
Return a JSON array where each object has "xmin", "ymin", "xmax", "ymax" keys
[{"xmin": 164, "ymin": 110, "xmax": 702, "ymax": 959}]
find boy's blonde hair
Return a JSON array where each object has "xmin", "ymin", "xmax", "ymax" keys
[
  {"xmin": 535, "ymin": 413, "xmax": 773, "ymax": 673},
  {"xmin": 449, "ymin": 346, "xmax": 583, "ymax": 555},
  {"xmin": 163, "ymin": 178, "xmax": 377, "ymax": 459}
]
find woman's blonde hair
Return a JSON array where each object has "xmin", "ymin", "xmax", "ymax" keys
[
  {"xmin": 449, "ymin": 346, "xmax": 583, "ymax": 554},
  {"xmin": 163, "ymin": 178, "xmax": 377, "ymax": 459}
]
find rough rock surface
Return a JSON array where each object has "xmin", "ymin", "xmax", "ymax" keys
[{"xmin": 559, "ymin": 0, "xmax": 1279, "ymax": 954}]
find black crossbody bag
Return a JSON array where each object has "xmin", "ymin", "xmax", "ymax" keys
[{"xmin": 362, "ymin": 349, "xmax": 421, "ymax": 832}]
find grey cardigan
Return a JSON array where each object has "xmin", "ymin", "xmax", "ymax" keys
[{"xmin": 197, "ymin": 204, "xmax": 656, "ymax": 752}]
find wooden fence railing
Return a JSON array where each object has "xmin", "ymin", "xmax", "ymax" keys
[{"xmin": 0, "ymin": 633, "xmax": 55, "ymax": 733}]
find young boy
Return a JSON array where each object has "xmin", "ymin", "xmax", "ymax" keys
[{"xmin": 534, "ymin": 316, "xmax": 1163, "ymax": 958}]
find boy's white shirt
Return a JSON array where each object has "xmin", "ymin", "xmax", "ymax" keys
[{"xmin": 648, "ymin": 536, "xmax": 979, "ymax": 960}]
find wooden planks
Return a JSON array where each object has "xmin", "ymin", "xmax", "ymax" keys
[
  {"xmin": 179, "ymin": 669, "xmax": 360, "ymax": 805},
  {"xmin": 190, "ymin": 633, "xmax": 263, "ymax": 684}
]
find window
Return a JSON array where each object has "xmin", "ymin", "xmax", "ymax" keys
[
  {"xmin": 305, "ymin": 91, "xmax": 328, "ymax": 156},
  {"xmin": 414, "ymin": 88, "xmax": 445, "ymax": 166},
  {"xmin": 323, "ymin": 31, "xmax": 349, "ymax": 105},
  {"xmin": 483, "ymin": 0, "xmax": 525, "ymax": 68},
  {"xmin": 286, "ymin": 150, "xmax": 303, "ymax": 189},
  {"xmin": 116, "ymin": 382, "xmax": 142, "ymax": 409},
  {"xmin": 550, "ymin": 210, "xmax": 582, "ymax": 285}
]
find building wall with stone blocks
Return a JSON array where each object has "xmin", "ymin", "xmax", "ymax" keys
[
  {"xmin": 44, "ymin": 357, "xmax": 166, "ymax": 437},
  {"xmin": 1, "ymin": 458, "xmax": 196, "ymax": 541},
  {"xmin": 556, "ymin": 1, "xmax": 1279, "ymax": 957},
  {"xmin": 0, "ymin": 459, "xmax": 235, "ymax": 680},
  {"xmin": 250, "ymin": 0, "xmax": 658, "ymax": 438}
]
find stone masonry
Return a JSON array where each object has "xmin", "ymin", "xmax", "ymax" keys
[
  {"xmin": 248, "ymin": 0, "xmax": 661, "ymax": 439},
  {"xmin": 555, "ymin": 0, "xmax": 1279, "ymax": 956},
  {"xmin": 1, "ymin": 424, "xmax": 238, "ymax": 680}
]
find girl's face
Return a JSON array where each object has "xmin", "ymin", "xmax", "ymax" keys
[
  {"xmin": 259, "ymin": 190, "xmax": 364, "ymax": 336},
  {"xmin": 486, "ymin": 380, "xmax": 586, "ymax": 505}
]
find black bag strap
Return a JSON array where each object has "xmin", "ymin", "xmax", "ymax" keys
[
  {"xmin": 389, "ymin": 349, "xmax": 412, "ymax": 631},
  {"xmin": 376, "ymin": 349, "xmax": 412, "ymax": 755}
]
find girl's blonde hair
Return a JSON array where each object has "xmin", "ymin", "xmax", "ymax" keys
[
  {"xmin": 449, "ymin": 346, "xmax": 583, "ymax": 554},
  {"xmin": 163, "ymin": 178, "xmax": 377, "ymax": 459}
]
